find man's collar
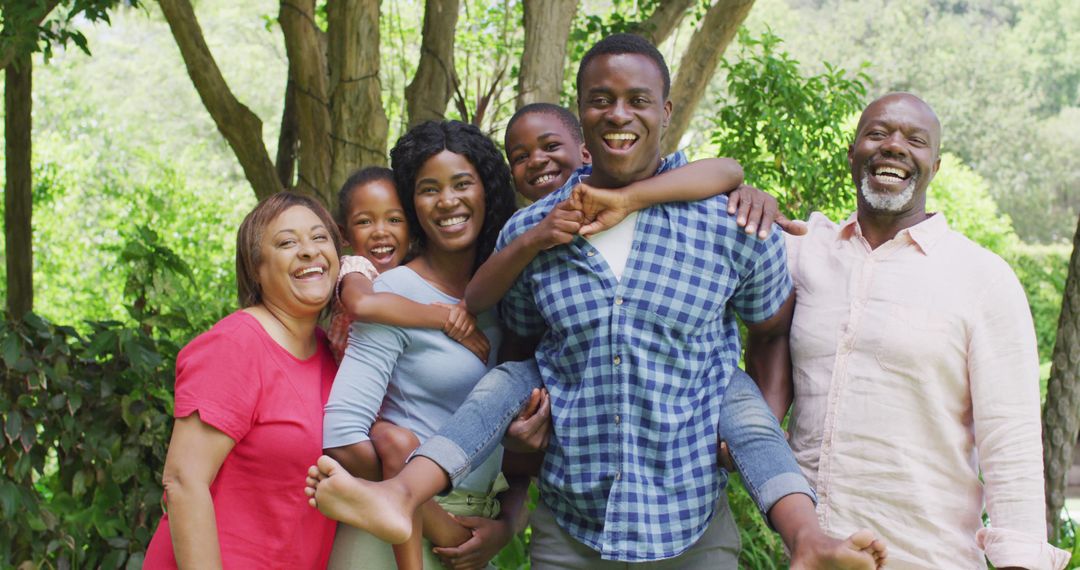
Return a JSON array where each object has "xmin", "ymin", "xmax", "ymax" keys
[{"xmin": 840, "ymin": 211, "xmax": 949, "ymax": 254}]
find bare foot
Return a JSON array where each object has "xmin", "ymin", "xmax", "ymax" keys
[
  {"xmin": 304, "ymin": 455, "xmax": 413, "ymax": 545},
  {"xmin": 789, "ymin": 528, "xmax": 886, "ymax": 570}
]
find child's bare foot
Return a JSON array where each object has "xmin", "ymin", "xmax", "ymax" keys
[
  {"xmin": 303, "ymin": 455, "xmax": 413, "ymax": 545},
  {"xmin": 789, "ymin": 528, "xmax": 886, "ymax": 570}
]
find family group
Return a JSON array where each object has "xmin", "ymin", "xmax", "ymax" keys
[{"xmin": 140, "ymin": 33, "xmax": 1067, "ymax": 570}]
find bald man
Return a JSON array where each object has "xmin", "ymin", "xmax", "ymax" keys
[{"xmin": 764, "ymin": 93, "xmax": 1068, "ymax": 569}]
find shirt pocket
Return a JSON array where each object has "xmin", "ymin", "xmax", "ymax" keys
[
  {"xmin": 873, "ymin": 303, "xmax": 953, "ymax": 384},
  {"xmin": 643, "ymin": 261, "xmax": 732, "ymax": 336}
]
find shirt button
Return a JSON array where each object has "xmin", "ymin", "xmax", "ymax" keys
[
  {"xmin": 615, "ymin": 471, "xmax": 622, "ymax": 480},
  {"xmin": 613, "ymin": 355, "xmax": 621, "ymax": 365},
  {"xmin": 614, "ymin": 296, "xmax": 623, "ymax": 306},
  {"xmin": 587, "ymin": 250, "xmax": 596, "ymax": 257},
  {"xmin": 614, "ymin": 414, "xmax": 621, "ymax": 425}
]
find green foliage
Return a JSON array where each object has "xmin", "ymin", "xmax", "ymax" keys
[
  {"xmin": 0, "ymin": 310, "xmax": 176, "ymax": 569},
  {"xmin": 710, "ymin": 29, "xmax": 867, "ymax": 220},
  {"xmin": 926, "ymin": 154, "xmax": 1019, "ymax": 256},
  {"xmin": 728, "ymin": 476, "xmax": 787, "ymax": 569},
  {"xmin": 0, "ymin": 0, "xmax": 140, "ymax": 62},
  {"xmin": 1009, "ymin": 242, "xmax": 1070, "ymax": 364}
]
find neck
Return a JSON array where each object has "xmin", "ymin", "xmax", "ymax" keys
[
  {"xmin": 410, "ymin": 247, "xmax": 475, "ymax": 298},
  {"xmin": 856, "ymin": 207, "xmax": 930, "ymax": 250},
  {"xmin": 245, "ymin": 302, "xmax": 320, "ymax": 358}
]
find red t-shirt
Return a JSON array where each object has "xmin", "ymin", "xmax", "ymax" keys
[{"xmin": 144, "ymin": 311, "xmax": 337, "ymax": 569}]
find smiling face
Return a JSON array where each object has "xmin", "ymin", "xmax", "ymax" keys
[
  {"xmin": 342, "ymin": 179, "xmax": 410, "ymax": 273},
  {"xmin": 256, "ymin": 205, "xmax": 340, "ymax": 314},
  {"xmin": 413, "ymin": 150, "xmax": 486, "ymax": 256},
  {"xmin": 849, "ymin": 94, "xmax": 942, "ymax": 215},
  {"xmin": 505, "ymin": 111, "xmax": 589, "ymax": 202},
  {"xmin": 578, "ymin": 53, "xmax": 671, "ymax": 189}
]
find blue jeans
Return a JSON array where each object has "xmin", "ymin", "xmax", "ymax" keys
[{"xmin": 413, "ymin": 360, "xmax": 815, "ymax": 521}]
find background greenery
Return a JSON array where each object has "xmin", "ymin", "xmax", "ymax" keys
[{"xmin": 0, "ymin": 0, "xmax": 1076, "ymax": 568}]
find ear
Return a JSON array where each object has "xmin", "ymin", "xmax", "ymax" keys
[
  {"xmin": 662, "ymin": 99, "xmax": 673, "ymax": 128},
  {"xmin": 580, "ymin": 143, "xmax": 592, "ymax": 165},
  {"xmin": 847, "ymin": 143, "xmax": 854, "ymax": 166}
]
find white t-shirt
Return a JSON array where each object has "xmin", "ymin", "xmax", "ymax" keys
[{"xmin": 584, "ymin": 211, "xmax": 638, "ymax": 282}]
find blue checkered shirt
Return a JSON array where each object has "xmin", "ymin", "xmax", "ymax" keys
[{"xmin": 496, "ymin": 152, "xmax": 793, "ymax": 561}]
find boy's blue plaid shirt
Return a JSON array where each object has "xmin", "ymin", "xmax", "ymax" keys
[{"xmin": 496, "ymin": 152, "xmax": 793, "ymax": 561}]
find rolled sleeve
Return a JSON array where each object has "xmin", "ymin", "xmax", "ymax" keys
[
  {"xmin": 976, "ymin": 527, "xmax": 1070, "ymax": 570},
  {"xmin": 731, "ymin": 229, "xmax": 793, "ymax": 324},
  {"xmin": 970, "ymin": 269, "xmax": 1068, "ymax": 570}
]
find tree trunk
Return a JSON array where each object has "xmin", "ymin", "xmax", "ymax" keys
[
  {"xmin": 631, "ymin": 0, "xmax": 695, "ymax": 45},
  {"xmin": 158, "ymin": 0, "xmax": 281, "ymax": 201},
  {"xmin": 280, "ymin": 0, "xmax": 334, "ymax": 205},
  {"xmin": 662, "ymin": 0, "xmax": 754, "ymax": 156},
  {"xmin": 5, "ymin": 54, "xmax": 33, "ymax": 318},
  {"xmin": 516, "ymin": 0, "xmax": 579, "ymax": 108},
  {"xmin": 327, "ymin": 0, "xmax": 389, "ymax": 200},
  {"xmin": 1043, "ymin": 213, "xmax": 1080, "ymax": 538},
  {"xmin": 276, "ymin": 79, "xmax": 299, "ymax": 189},
  {"xmin": 405, "ymin": 0, "xmax": 460, "ymax": 127}
]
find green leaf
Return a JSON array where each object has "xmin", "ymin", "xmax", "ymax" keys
[{"xmin": 4, "ymin": 413, "xmax": 22, "ymax": 444}]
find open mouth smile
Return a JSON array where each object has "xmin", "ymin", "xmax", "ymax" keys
[
  {"xmin": 437, "ymin": 215, "xmax": 470, "ymax": 229},
  {"xmin": 529, "ymin": 173, "xmax": 559, "ymax": 186},
  {"xmin": 368, "ymin": 245, "xmax": 396, "ymax": 262},
  {"xmin": 870, "ymin": 164, "xmax": 913, "ymax": 185},
  {"xmin": 293, "ymin": 265, "xmax": 326, "ymax": 279},
  {"xmin": 602, "ymin": 132, "xmax": 638, "ymax": 151}
]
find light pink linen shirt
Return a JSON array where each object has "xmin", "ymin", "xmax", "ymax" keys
[{"xmin": 786, "ymin": 212, "xmax": 1068, "ymax": 570}]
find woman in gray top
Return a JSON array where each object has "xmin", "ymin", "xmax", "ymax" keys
[{"xmin": 322, "ymin": 120, "xmax": 519, "ymax": 570}]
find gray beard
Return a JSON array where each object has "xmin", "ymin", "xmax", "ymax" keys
[{"xmin": 859, "ymin": 171, "xmax": 918, "ymax": 212}]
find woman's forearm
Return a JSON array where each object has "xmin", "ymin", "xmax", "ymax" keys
[{"xmin": 165, "ymin": 479, "xmax": 223, "ymax": 569}]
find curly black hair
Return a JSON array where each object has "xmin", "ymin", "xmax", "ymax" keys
[
  {"xmin": 504, "ymin": 103, "xmax": 583, "ymax": 150},
  {"xmin": 335, "ymin": 166, "xmax": 395, "ymax": 226},
  {"xmin": 576, "ymin": 33, "xmax": 670, "ymax": 100},
  {"xmin": 389, "ymin": 121, "xmax": 516, "ymax": 274}
]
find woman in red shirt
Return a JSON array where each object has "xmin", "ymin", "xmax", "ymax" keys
[{"xmin": 144, "ymin": 192, "xmax": 341, "ymax": 569}]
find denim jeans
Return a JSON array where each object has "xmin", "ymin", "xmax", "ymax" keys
[{"xmin": 412, "ymin": 359, "xmax": 814, "ymax": 520}]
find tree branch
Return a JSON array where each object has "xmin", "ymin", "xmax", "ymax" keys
[
  {"xmin": 631, "ymin": 0, "xmax": 695, "ymax": 45},
  {"xmin": 158, "ymin": 0, "xmax": 281, "ymax": 200},
  {"xmin": 663, "ymin": 0, "xmax": 755, "ymax": 155}
]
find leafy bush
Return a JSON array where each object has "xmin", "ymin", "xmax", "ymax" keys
[
  {"xmin": 0, "ymin": 312, "xmax": 175, "ymax": 569},
  {"xmin": 711, "ymin": 28, "xmax": 867, "ymax": 220}
]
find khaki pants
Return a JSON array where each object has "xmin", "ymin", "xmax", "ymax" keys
[{"xmin": 529, "ymin": 494, "xmax": 741, "ymax": 570}]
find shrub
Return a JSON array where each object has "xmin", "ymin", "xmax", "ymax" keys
[{"xmin": 0, "ymin": 312, "xmax": 175, "ymax": 569}]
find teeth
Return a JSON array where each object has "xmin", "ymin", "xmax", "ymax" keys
[
  {"xmin": 874, "ymin": 167, "xmax": 907, "ymax": 178},
  {"xmin": 531, "ymin": 174, "xmax": 556, "ymax": 185},
  {"xmin": 438, "ymin": 216, "xmax": 468, "ymax": 227},
  {"xmin": 603, "ymin": 133, "xmax": 637, "ymax": 141},
  {"xmin": 371, "ymin": 246, "xmax": 394, "ymax": 255},
  {"xmin": 295, "ymin": 266, "xmax": 324, "ymax": 278}
]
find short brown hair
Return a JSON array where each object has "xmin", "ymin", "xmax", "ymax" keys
[{"xmin": 235, "ymin": 192, "xmax": 342, "ymax": 308}]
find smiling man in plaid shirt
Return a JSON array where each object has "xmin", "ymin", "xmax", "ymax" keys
[{"xmin": 491, "ymin": 35, "xmax": 880, "ymax": 569}]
